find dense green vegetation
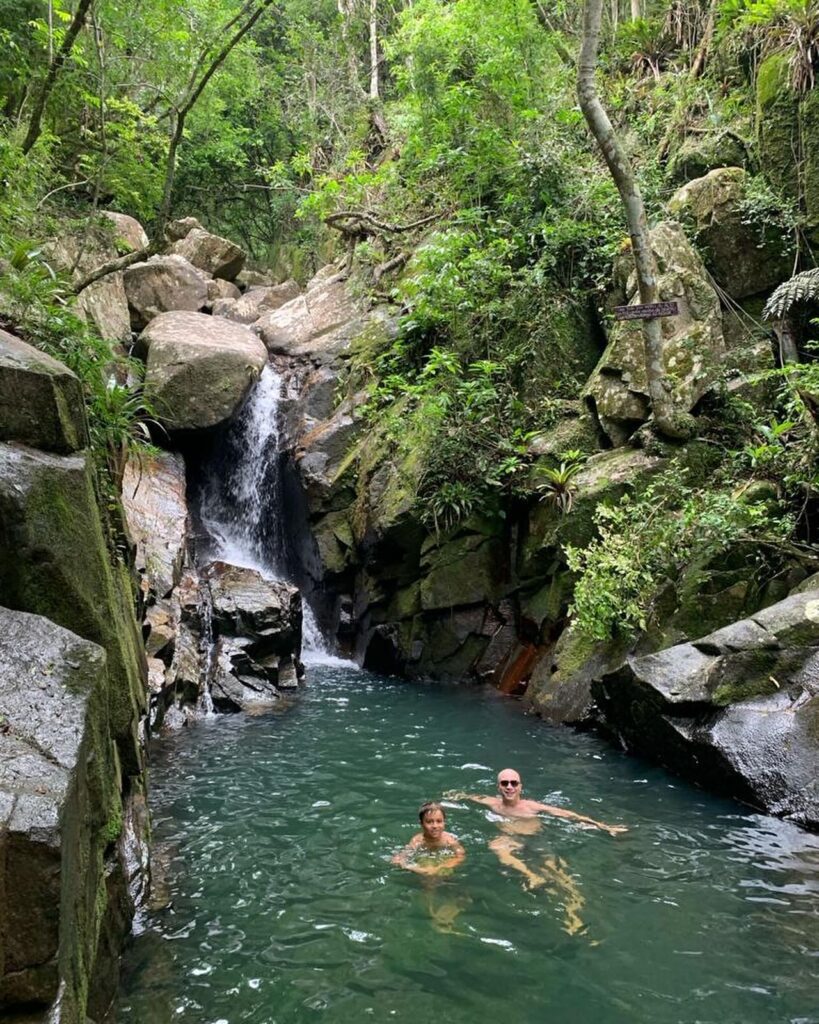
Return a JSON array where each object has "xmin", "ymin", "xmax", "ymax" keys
[{"xmin": 1, "ymin": 0, "xmax": 817, "ymax": 640}]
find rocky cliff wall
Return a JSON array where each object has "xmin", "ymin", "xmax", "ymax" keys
[{"xmin": 0, "ymin": 330, "xmax": 149, "ymax": 1022}]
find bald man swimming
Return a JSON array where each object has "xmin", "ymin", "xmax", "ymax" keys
[{"xmin": 445, "ymin": 768, "xmax": 627, "ymax": 935}]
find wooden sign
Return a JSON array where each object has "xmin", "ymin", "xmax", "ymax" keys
[{"xmin": 614, "ymin": 301, "xmax": 679, "ymax": 321}]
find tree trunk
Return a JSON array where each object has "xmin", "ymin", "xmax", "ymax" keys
[
  {"xmin": 368, "ymin": 0, "xmax": 379, "ymax": 100},
  {"xmin": 630, "ymin": 0, "xmax": 641, "ymax": 20},
  {"xmin": 690, "ymin": 1, "xmax": 717, "ymax": 80},
  {"xmin": 22, "ymin": 0, "xmax": 95, "ymax": 155},
  {"xmin": 578, "ymin": 0, "xmax": 687, "ymax": 439}
]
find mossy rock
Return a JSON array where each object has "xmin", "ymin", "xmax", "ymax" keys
[
  {"xmin": 801, "ymin": 87, "xmax": 819, "ymax": 239},
  {"xmin": 419, "ymin": 532, "xmax": 506, "ymax": 611},
  {"xmin": 756, "ymin": 53, "xmax": 800, "ymax": 202},
  {"xmin": 0, "ymin": 444, "xmax": 147, "ymax": 776},
  {"xmin": 519, "ymin": 449, "xmax": 664, "ymax": 580},
  {"xmin": 312, "ymin": 510, "xmax": 355, "ymax": 576},
  {"xmin": 668, "ymin": 168, "xmax": 791, "ymax": 299},
  {"xmin": 526, "ymin": 625, "xmax": 629, "ymax": 725},
  {"xmin": 666, "ymin": 128, "xmax": 755, "ymax": 184}
]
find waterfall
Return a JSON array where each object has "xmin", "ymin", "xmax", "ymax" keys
[
  {"xmin": 197, "ymin": 578, "xmax": 216, "ymax": 714},
  {"xmin": 199, "ymin": 364, "xmax": 285, "ymax": 575},
  {"xmin": 197, "ymin": 363, "xmax": 336, "ymax": 661}
]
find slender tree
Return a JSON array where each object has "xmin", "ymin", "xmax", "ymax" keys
[
  {"xmin": 22, "ymin": 0, "xmax": 95, "ymax": 154},
  {"xmin": 577, "ymin": 0, "xmax": 690, "ymax": 439},
  {"xmin": 75, "ymin": 0, "xmax": 276, "ymax": 293}
]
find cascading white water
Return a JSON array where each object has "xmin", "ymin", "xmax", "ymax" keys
[
  {"xmin": 198, "ymin": 363, "xmax": 342, "ymax": 663},
  {"xmin": 199, "ymin": 364, "xmax": 284, "ymax": 574}
]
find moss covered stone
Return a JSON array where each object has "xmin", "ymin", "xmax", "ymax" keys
[
  {"xmin": 0, "ymin": 444, "xmax": 146, "ymax": 776},
  {"xmin": 419, "ymin": 532, "xmax": 505, "ymax": 611},
  {"xmin": 756, "ymin": 53, "xmax": 800, "ymax": 202},
  {"xmin": 800, "ymin": 87, "xmax": 819, "ymax": 238}
]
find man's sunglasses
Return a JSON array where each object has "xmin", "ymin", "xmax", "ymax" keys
[{"xmin": 499, "ymin": 779, "xmax": 520, "ymax": 787}]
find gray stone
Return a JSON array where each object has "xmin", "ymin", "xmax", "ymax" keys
[
  {"xmin": 100, "ymin": 211, "xmax": 149, "ymax": 252},
  {"xmin": 121, "ymin": 451, "xmax": 187, "ymax": 599},
  {"xmin": 0, "ymin": 329, "xmax": 88, "ymax": 453},
  {"xmin": 207, "ymin": 278, "xmax": 241, "ymax": 304},
  {"xmin": 236, "ymin": 268, "xmax": 274, "ymax": 289},
  {"xmin": 123, "ymin": 254, "xmax": 209, "ymax": 329},
  {"xmin": 584, "ymin": 221, "xmax": 724, "ymax": 445},
  {"xmin": 134, "ymin": 311, "xmax": 267, "ymax": 431},
  {"xmin": 164, "ymin": 216, "xmax": 203, "ymax": 242},
  {"xmin": 256, "ymin": 277, "xmax": 368, "ymax": 362},
  {"xmin": 0, "ymin": 607, "xmax": 117, "ymax": 1020},
  {"xmin": 595, "ymin": 590, "xmax": 819, "ymax": 828},
  {"xmin": 206, "ymin": 561, "xmax": 302, "ymax": 658},
  {"xmin": 169, "ymin": 227, "xmax": 246, "ymax": 281},
  {"xmin": 0, "ymin": 443, "xmax": 147, "ymax": 769},
  {"xmin": 213, "ymin": 280, "xmax": 301, "ymax": 325},
  {"xmin": 668, "ymin": 167, "xmax": 792, "ymax": 299}
]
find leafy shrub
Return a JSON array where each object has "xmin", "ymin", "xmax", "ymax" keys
[{"xmin": 565, "ymin": 465, "xmax": 793, "ymax": 641}]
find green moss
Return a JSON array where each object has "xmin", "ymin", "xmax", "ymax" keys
[
  {"xmin": 0, "ymin": 448, "xmax": 146, "ymax": 775},
  {"xmin": 102, "ymin": 805, "xmax": 124, "ymax": 845},
  {"xmin": 800, "ymin": 88, "xmax": 819, "ymax": 236},
  {"xmin": 756, "ymin": 53, "xmax": 800, "ymax": 200}
]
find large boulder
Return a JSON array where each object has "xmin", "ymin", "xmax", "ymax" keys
[
  {"xmin": 584, "ymin": 221, "xmax": 724, "ymax": 446},
  {"xmin": 169, "ymin": 227, "xmax": 246, "ymax": 281},
  {"xmin": 0, "ymin": 329, "xmax": 88, "ymax": 453},
  {"xmin": 134, "ymin": 311, "xmax": 267, "ymax": 431},
  {"xmin": 595, "ymin": 590, "xmax": 819, "ymax": 828},
  {"xmin": 668, "ymin": 167, "xmax": 792, "ymax": 299},
  {"xmin": 0, "ymin": 608, "xmax": 120, "ymax": 1020},
  {"xmin": 256, "ymin": 276, "xmax": 388, "ymax": 363},
  {"xmin": 47, "ymin": 215, "xmax": 138, "ymax": 344},
  {"xmin": 123, "ymin": 254, "xmax": 209, "ymax": 329},
  {"xmin": 666, "ymin": 128, "xmax": 755, "ymax": 183},
  {"xmin": 100, "ymin": 211, "xmax": 149, "ymax": 252},
  {"xmin": 0, "ymin": 443, "xmax": 147, "ymax": 774},
  {"xmin": 121, "ymin": 451, "xmax": 188, "ymax": 600},
  {"xmin": 206, "ymin": 561, "xmax": 302, "ymax": 657},
  {"xmin": 212, "ymin": 280, "xmax": 301, "ymax": 325},
  {"xmin": 204, "ymin": 563, "xmax": 302, "ymax": 711}
]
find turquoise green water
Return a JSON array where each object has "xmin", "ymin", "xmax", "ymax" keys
[{"xmin": 115, "ymin": 666, "xmax": 819, "ymax": 1024}]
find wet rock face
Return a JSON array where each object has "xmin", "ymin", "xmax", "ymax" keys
[
  {"xmin": 0, "ymin": 329, "xmax": 88, "ymax": 453},
  {"xmin": 134, "ymin": 311, "xmax": 267, "ymax": 431},
  {"xmin": 0, "ymin": 608, "xmax": 119, "ymax": 1020},
  {"xmin": 121, "ymin": 451, "xmax": 188, "ymax": 601},
  {"xmin": 0, "ymin": 443, "xmax": 147, "ymax": 772},
  {"xmin": 206, "ymin": 562, "xmax": 302, "ymax": 712},
  {"xmin": 594, "ymin": 590, "xmax": 819, "ymax": 828},
  {"xmin": 145, "ymin": 562, "xmax": 304, "ymax": 722}
]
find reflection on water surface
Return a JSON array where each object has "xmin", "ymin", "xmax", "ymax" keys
[{"xmin": 115, "ymin": 666, "xmax": 819, "ymax": 1024}]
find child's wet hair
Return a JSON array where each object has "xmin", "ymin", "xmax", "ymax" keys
[{"xmin": 418, "ymin": 801, "xmax": 445, "ymax": 823}]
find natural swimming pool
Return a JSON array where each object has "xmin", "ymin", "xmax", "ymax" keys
[{"xmin": 114, "ymin": 664, "xmax": 819, "ymax": 1023}]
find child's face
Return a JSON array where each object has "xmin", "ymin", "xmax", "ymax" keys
[{"xmin": 421, "ymin": 809, "xmax": 446, "ymax": 841}]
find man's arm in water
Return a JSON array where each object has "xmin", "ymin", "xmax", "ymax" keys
[
  {"xmin": 443, "ymin": 790, "xmax": 495, "ymax": 808},
  {"xmin": 529, "ymin": 800, "xmax": 628, "ymax": 836}
]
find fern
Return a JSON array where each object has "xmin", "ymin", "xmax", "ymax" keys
[{"xmin": 763, "ymin": 268, "xmax": 819, "ymax": 320}]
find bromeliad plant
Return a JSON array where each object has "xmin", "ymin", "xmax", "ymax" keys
[{"xmin": 535, "ymin": 451, "xmax": 586, "ymax": 514}]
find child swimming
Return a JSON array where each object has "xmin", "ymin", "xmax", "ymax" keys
[{"xmin": 391, "ymin": 801, "xmax": 466, "ymax": 876}]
